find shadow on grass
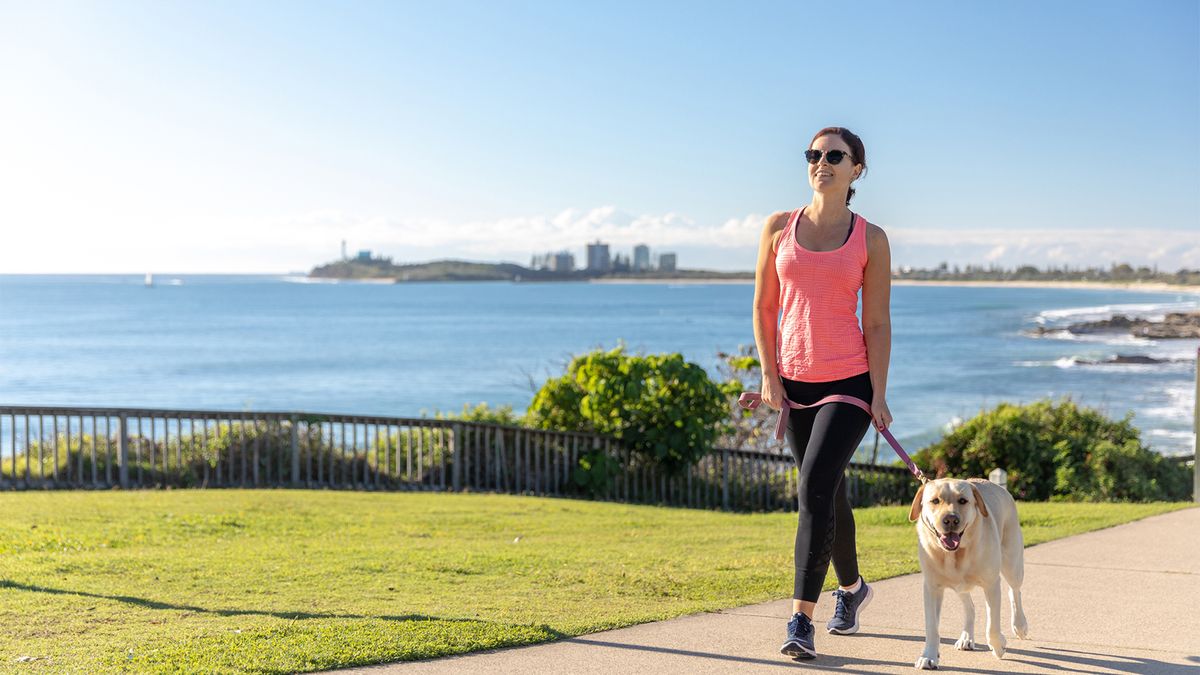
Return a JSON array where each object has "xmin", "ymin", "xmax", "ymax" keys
[{"xmin": 0, "ymin": 578, "xmax": 565, "ymax": 639}]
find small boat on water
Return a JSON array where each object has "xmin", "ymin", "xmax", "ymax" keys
[{"xmin": 144, "ymin": 273, "xmax": 154, "ymax": 287}]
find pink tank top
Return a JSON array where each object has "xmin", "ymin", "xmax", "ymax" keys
[{"xmin": 774, "ymin": 206, "xmax": 870, "ymax": 382}]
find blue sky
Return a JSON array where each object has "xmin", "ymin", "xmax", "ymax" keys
[{"xmin": 1, "ymin": 0, "xmax": 1196, "ymax": 273}]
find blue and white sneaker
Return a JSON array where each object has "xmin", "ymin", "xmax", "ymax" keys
[
  {"xmin": 780, "ymin": 611, "xmax": 817, "ymax": 659},
  {"xmin": 826, "ymin": 577, "xmax": 873, "ymax": 635}
]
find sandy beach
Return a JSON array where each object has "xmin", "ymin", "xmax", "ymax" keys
[
  {"xmin": 590, "ymin": 277, "xmax": 1200, "ymax": 293},
  {"xmin": 890, "ymin": 279, "xmax": 1200, "ymax": 294}
]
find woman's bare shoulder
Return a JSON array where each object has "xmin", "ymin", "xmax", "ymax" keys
[
  {"xmin": 764, "ymin": 210, "xmax": 791, "ymax": 230},
  {"xmin": 763, "ymin": 210, "xmax": 791, "ymax": 252}
]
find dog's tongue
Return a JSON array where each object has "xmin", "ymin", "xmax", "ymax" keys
[{"xmin": 940, "ymin": 532, "xmax": 961, "ymax": 550}]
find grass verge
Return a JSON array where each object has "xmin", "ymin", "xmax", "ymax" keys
[{"xmin": 0, "ymin": 490, "xmax": 1190, "ymax": 672}]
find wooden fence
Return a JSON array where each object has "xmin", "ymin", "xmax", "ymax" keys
[{"xmin": 0, "ymin": 405, "xmax": 916, "ymax": 511}]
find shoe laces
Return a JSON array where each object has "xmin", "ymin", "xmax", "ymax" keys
[
  {"xmin": 831, "ymin": 588, "xmax": 852, "ymax": 620},
  {"xmin": 789, "ymin": 612, "xmax": 813, "ymax": 638}
]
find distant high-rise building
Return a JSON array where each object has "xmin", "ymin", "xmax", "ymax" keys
[
  {"xmin": 553, "ymin": 251, "xmax": 575, "ymax": 272},
  {"xmin": 341, "ymin": 240, "xmax": 348, "ymax": 260},
  {"xmin": 658, "ymin": 253, "xmax": 677, "ymax": 272},
  {"xmin": 633, "ymin": 244, "xmax": 650, "ymax": 272},
  {"xmin": 356, "ymin": 250, "xmax": 372, "ymax": 261},
  {"xmin": 531, "ymin": 251, "xmax": 576, "ymax": 272},
  {"xmin": 587, "ymin": 241, "xmax": 611, "ymax": 273}
]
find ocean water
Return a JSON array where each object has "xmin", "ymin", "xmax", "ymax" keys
[{"xmin": 1, "ymin": 275, "xmax": 1196, "ymax": 458}]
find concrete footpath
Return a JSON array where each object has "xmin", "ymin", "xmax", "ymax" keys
[{"xmin": 340, "ymin": 507, "xmax": 1200, "ymax": 674}]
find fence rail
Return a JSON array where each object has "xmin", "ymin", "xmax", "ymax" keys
[{"xmin": 0, "ymin": 405, "xmax": 915, "ymax": 511}]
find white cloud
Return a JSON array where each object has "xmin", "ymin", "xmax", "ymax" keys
[
  {"xmin": 3, "ymin": 206, "xmax": 1195, "ymax": 273},
  {"xmin": 887, "ymin": 226, "xmax": 1198, "ymax": 270}
]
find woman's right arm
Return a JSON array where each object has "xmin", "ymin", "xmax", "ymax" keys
[{"xmin": 753, "ymin": 212, "xmax": 788, "ymax": 410}]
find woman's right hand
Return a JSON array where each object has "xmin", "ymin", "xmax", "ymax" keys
[{"xmin": 760, "ymin": 375, "xmax": 785, "ymax": 411}]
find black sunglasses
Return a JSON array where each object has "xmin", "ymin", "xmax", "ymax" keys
[{"xmin": 804, "ymin": 149, "xmax": 854, "ymax": 165}]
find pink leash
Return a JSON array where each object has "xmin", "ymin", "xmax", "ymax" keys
[{"xmin": 737, "ymin": 391, "xmax": 928, "ymax": 484}]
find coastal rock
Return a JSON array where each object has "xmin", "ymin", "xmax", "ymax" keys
[
  {"xmin": 1065, "ymin": 314, "xmax": 1138, "ymax": 334},
  {"xmin": 1072, "ymin": 354, "xmax": 1169, "ymax": 366},
  {"xmin": 1132, "ymin": 312, "xmax": 1200, "ymax": 339},
  {"xmin": 1029, "ymin": 311, "xmax": 1200, "ymax": 339}
]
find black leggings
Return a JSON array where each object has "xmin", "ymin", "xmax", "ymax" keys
[{"xmin": 781, "ymin": 371, "xmax": 874, "ymax": 602}]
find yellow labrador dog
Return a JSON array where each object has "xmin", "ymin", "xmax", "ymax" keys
[{"xmin": 908, "ymin": 478, "xmax": 1028, "ymax": 669}]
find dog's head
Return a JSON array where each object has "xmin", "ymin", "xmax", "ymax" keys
[{"xmin": 907, "ymin": 479, "xmax": 989, "ymax": 552}]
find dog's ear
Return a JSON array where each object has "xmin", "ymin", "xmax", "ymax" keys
[
  {"xmin": 971, "ymin": 484, "xmax": 989, "ymax": 518},
  {"xmin": 908, "ymin": 485, "xmax": 925, "ymax": 522}
]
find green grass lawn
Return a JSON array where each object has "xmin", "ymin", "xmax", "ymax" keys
[{"xmin": 0, "ymin": 490, "xmax": 1190, "ymax": 673}]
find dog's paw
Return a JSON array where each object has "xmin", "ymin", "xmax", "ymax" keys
[
  {"xmin": 915, "ymin": 656, "xmax": 938, "ymax": 670},
  {"xmin": 988, "ymin": 635, "xmax": 1007, "ymax": 659},
  {"xmin": 954, "ymin": 632, "xmax": 976, "ymax": 651}
]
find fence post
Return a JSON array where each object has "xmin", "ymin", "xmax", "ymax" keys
[
  {"xmin": 118, "ymin": 414, "xmax": 129, "ymax": 488},
  {"xmin": 290, "ymin": 414, "xmax": 300, "ymax": 487},
  {"xmin": 592, "ymin": 436, "xmax": 603, "ymax": 498},
  {"xmin": 721, "ymin": 449, "xmax": 730, "ymax": 511},
  {"xmin": 451, "ymin": 423, "xmax": 462, "ymax": 492}
]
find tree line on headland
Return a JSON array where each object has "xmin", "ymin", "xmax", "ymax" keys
[
  {"xmin": 310, "ymin": 257, "xmax": 1199, "ymax": 285},
  {"xmin": 895, "ymin": 262, "xmax": 1200, "ymax": 285}
]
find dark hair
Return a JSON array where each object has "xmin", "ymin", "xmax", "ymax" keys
[{"xmin": 810, "ymin": 127, "xmax": 867, "ymax": 205}]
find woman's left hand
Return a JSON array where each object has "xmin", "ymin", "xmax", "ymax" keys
[{"xmin": 871, "ymin": 394, "xmax": 892, "ymax": 431}]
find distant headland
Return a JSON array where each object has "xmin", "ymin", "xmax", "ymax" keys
[{"xmin": 307, "ymin": 257, "xmax": 753, "ymax": 283}]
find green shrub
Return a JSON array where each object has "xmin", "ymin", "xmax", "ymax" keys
[
  {"xmin": 571, "ymin": 449, "xmax": 621, "ymax": 496},
  {"xmin": 913, "ymin": 398, "xmax": 1191, "ymax": 501},
  {"xmin": 3, "ymin": 422, "xmax": 448, "ymax": 488},
  {"xmin": 712, "ymin": 345, "xmax": 786, "ymax": 453},
  {"xmin": 525, "ymin": 346, "xmax": 730, "ymax": 474},
  {"xmin": 431, "ymin": 401, "xmax": 524, "ymax": 426}
]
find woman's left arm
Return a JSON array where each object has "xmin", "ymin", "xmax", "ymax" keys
[{"xmin": 862, "ymin": 223, "xmax": 893, "ymax": 430}]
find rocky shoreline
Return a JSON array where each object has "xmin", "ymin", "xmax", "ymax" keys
[
  {"xmin": 1065, "ymin": 354, "xmax": 1182, "ymax": 366},
  {"xmin": 1029, "ymin": 311, "xmax": 1200, "ymax": 339}
]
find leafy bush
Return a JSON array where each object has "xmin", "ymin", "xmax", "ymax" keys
[
  {"xmin": 525, "ymin": 346, "xmax": 731, "ymax": 474},
  {"xmin": 4, "ymin": 422, "xmax": 449, "ymax": 488},
  {"xmin": 913, "ymin": 398, "xmax": 1191, "ymax": 501},
  {"xmin": 713, "ymin": 345, "xmax": 785, "ymax": 452},
  {"xmin": 571, "ymin": 449, "xmax": 621, "ymax": 496},
  {"xmin": 431, "ymin": 401, "xmax": 524, "ymax": 426}
]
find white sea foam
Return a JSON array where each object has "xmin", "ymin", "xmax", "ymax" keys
[
  {"xmin": 1034, "ymin": 300, "xmax": 1200, "ymax": 325},
  {"xmin": 1152, "ymin": 339, "xmax": 1200, "ymax": 361},
  {"xmin": 1015, "ymin": 355, "xmax": 1190, "ymax": 373},
  {"xmin": 1030, "ymin": 330, "xmax": 1154, "ymax": 346},
  {"xmin": 1088, "ymin": 362, "xmax": 1191, "ymax": 374},
  {"xmin": 1076, "ymin": 333, "xmax": 1154, "ymax": 346},
  {"xmin": 1141, "ymin": 385, "xmax": 1196, "ymax": 421},
  {"xmin": 1146, "ymin": 428, "xmax": 1196, "ymax": 442}
]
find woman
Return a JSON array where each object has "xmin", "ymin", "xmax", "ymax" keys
[{"xmin": 752, "ymin": 126, "xmax": 893, "ymax": 660}]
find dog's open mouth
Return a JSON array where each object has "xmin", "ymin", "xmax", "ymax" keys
[{"xmin": 938, "ymin": 531, "xmax": 962, "ymax": 551}]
